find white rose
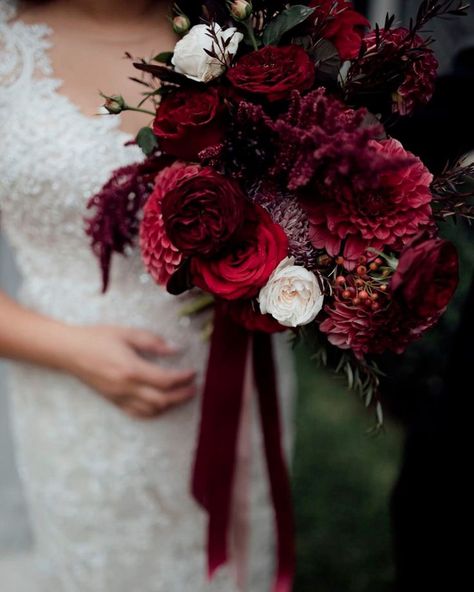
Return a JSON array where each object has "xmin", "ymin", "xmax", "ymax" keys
[
  {"xmin": 258, "ymin": 257, "xmax": 325, "ymax": 328},
  {"xmin": 171, "ymin": 24, "xmax": 243, "ymax": 83}
]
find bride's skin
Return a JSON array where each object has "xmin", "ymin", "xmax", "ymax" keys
[{"xmin": 0, "ymin": 0, "xmax": 197, "ymax": 419}]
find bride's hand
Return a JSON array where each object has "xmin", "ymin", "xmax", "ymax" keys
[{"xmin": 64, "ymin": 325, "xmax": 197, "ymax": 419}]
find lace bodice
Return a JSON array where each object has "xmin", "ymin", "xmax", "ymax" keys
[{"xmin": 0, "ymin": 4, "xmax": 294, "ymax": 591}]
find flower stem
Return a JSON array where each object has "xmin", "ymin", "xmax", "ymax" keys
[
  {"xmin": 243, "ymin": 19, "xmax": 259, "ymax": 51},
  {"xmin": 124, "ymin": 106, "xmax": 156, "ymax": 117}
]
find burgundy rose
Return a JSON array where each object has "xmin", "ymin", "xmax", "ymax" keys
[
  {"xmin": 160, "ymin": 167, "xmax": 247, "ymax": 257},
  {"xmin": 226, "ymin": 45, "xmax": 315, "ymax": 103},
  {"xmin": 306, "ymin": 138, "xmax": 434, "ymax": 269},
  {"xmin": 391, "ymin": 233, "xmax": 459, "ymax": 319},
  {"xmin": 153, "ymin": 87, "xmax": 225, "ymax": 160},
  {"xmin": 309, "ymin": 0, "xmax": 370, "ymax": 60},
  {"xmin": 224, "ymin": 300, "xmax": 286, "ymax": 334},
  {"xmin": 191, "ymin": 205, "xmax": 289, "ymax": 300},
  {"xmin": 140, "ymin": 162, "xmax": 201, "ymax": 285}
]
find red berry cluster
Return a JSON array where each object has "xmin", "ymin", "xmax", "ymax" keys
[{"xmin": 333, "ymin": 255, "xmax": 391, "ymax": 310}]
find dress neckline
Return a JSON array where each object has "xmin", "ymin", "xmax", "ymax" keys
[{"xmin": 4, "ymin": 3, "xmax": 136, "ymax": 143}]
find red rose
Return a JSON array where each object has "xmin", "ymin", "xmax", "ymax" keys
[
  {"xmin": 153, "ymin": 87, "xmax": 225, "ymax": 160},
  {"xmin": 226, "ymin": 45, "xmax": 315, "ymax": 103},
  {"xmin": 191, "ymin": 205, "xmax": 289, "ymax": 300},
  {"xmin": 310, "ymin": 0, "xmax": 370, "ymax": 61},
  {"xmin": 140, "ymin": 162, "xmax": 201, "ymax": 285},
  {"xmin": 160, "ymin": 167, "xmax": 247, "ymax": 257},
  {"xmin": 224, "ymin": 300, "xmax": 286, "ymax": 334},
  {"xmin": 391, "ymin": 233, "xmax": 459, "ymax": 319}
]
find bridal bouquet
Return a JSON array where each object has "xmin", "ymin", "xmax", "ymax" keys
[{"xmin": 87, "ymin": 1, "xmax": 473, "ymax": 589}]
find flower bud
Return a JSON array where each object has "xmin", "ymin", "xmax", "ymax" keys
[
  {"xmin": 172, "ymin": 14, "xmax": 191, "ymax": 35},
  {"xmin": 229, "ymin": 0, "xmax": 252, "ymax": 21},
  {"xmin": 102, "ymin": 94, "xmax": 126, "ymax": 114}
]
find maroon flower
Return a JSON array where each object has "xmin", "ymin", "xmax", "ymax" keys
[
  {"xmin": 153, "ymin": 87, "xmax": 225, "ymax": 160},
  {"xmin": 391, "ymin": 233, "xmax": 459, "ymax": 319},
  {"xmin": 160, "ymin": 167, "xmax": 247, "ymax": 257},
  {"xmin": 362, "ymin": 27, "xmax": 438, "ymax": 115},
  {"xmin": 305, "ymin": 138, "xmax": 434, "ymax": 269},
  {"xmin": 224, "ymin": 300, "xmax": 286, "ymax": 334},
  {"xmin": 309, "ymin": 0, "xmax": 370, "ymax": 60},
  {"xmin": 191, "ymin": 205, "xmax": 289, "ymax": 300},
  {"xmin": 140, "ymin": 162, "xmax": 201, "ymax": 285},
  {"xmin": 226, "ymin": 45, "xmax": 315, "ymax": 103},
  {"xmin": 320, "ymin": 292, "xmax": 437, "ymax": 359}
]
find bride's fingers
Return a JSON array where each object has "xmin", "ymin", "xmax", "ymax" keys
[
  {"xmin": 122, "ymin": 328, "xmax": 179, "ymax": 357},
  {"xmin": 119, "ymin": 398, "xmax": 158, "ymax": 419},
  {"xmin": 133, "ymin": 358, "xmax": 196, "ymax": 392},
  {"xmin": 135, "ymin": 384, "xmax": 197, "ymax": 411}
]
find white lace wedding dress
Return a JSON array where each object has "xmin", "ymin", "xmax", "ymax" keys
[{"xmin": 0, "ymin": 2, "xmax": 295, "ymax": 590}]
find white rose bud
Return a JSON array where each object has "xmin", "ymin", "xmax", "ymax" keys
[
  {"xmin": 171, "ymin": 23, "xmax": 243, "ymax": 83},
  {"xmin": 258, "ymin": 257, "xmax": 325, "ymax": 328}
]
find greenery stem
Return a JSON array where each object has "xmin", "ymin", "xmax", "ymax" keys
[
  {"xmin": 243, "ymin": 19, "xmax": 259, "ymax": 51},
  {"xmin": 124, "ymin": 106, "xmax": 156, "ymax": 116}
]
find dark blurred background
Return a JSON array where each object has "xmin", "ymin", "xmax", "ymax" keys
[{"xmin": 293, "ymin": 1, "xmax": 474, "ymax": 591}]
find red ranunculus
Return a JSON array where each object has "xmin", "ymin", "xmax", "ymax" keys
[
  {"xmin": 224, "ymin": 300, "xmax": 286, "ymax": 334},
  {"xmin": 191, "ymin": 205, "xmax": 289, "ymax": 300},
  {"xmin": 153, "ymin": 87, "xmax": 225, "ymax": 160},
  {"xmin": 226, "ymin": 45, "xmax": 315, "ymax": 103},
  {"xmin": 391, "ymin": 233, "xmax": 459, "ymax": 319},
  {"xmin": 309, "ymin": 0, "xmax": 370, "ymax": 60},
  {"xmin": 140, "ymin": 162, "xmax": 201, "ymax": 285},
  {"xmin": 160, "ymin": 167, "xmax": 247, "ymax": 257}
]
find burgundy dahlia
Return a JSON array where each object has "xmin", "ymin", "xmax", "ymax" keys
[
  {"xmin": 320, "ymin": 292, "xmax": 437, "ymax": 359},
  {"xmin": 305, "ymin": 138, "xmax": 434, "ymax": 269},
  {"xmin": 140, "ymin": 162, "xmax": 201, "ymax": 285}
]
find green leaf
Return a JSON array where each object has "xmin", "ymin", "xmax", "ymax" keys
[
  {"xmin": 153, "ymin": 51, "xmax": 174, "ymax": 64},
  {"xmin": 136, "ymin": 127, "xmax": 158, "ymax": 156},
  {"xmin": 262, "ymin": 5, "xmax": 315, "ymax": 46}
]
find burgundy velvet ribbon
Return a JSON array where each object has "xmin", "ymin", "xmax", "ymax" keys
[{"xmin": 192, "ymin": 304, "xmax": 295, "ymax": 591}]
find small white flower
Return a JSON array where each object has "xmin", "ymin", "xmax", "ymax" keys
[
  {"xmin": 258, "ymin": 257, "xmax": 325, "ymax": 328},
  {"xmin": 171, "ymin": 23, "xmax": 243, "ymax": 83}
]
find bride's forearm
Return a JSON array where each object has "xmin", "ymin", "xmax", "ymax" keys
[{"xmin": 0, "ymin": 290, "xmax": 76, "ymax": 371}]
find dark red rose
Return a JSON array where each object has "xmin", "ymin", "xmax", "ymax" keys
[
  {"xmin": 226, "ymin": 45, "xmax": 315, "ymax": 103},
  {"xmin": 160, "ymin": 167, "xmax": 247, "ymax": 257},
  {"xmin": 391, "ymin": 233, "xmax": 459, "ymax": 319},
  {"xmin": 153, "ymin": 87, "xmax": 225, "ymax": 160},
  {"xmin": 224, "ymin": 300, "xmax": 286, "ymax": 334},
  {"xmin": 310, "ymin": 0, "xmax": 370, "ymax": 61},
  {"xmin": 140, "ymin": 162, "xmax": 201, "ymax": 285},
  {"xmin": 191, "ymin": 205, "xmax": 289, "ymax": 300}
]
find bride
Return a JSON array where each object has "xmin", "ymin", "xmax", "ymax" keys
[{"xmin": 0, "ymin": 0, "xmax": 294, "ymax": 590}]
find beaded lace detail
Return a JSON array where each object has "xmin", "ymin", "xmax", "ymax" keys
[{"xmin": 0, "ymin": 3, "xmax": 294, "ymax": 591}]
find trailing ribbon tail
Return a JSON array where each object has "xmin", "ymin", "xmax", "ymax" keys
[
  {"xmin": 253, "ymin": 333, "xmax": 295, "ymax": 592},
  {"xmin": 192, "ymin": 304, "xmax": 295, "ymax": 591},
  {"xmin": 192, "ymin": 303, "xmax": 250, "ymax": 576}
]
